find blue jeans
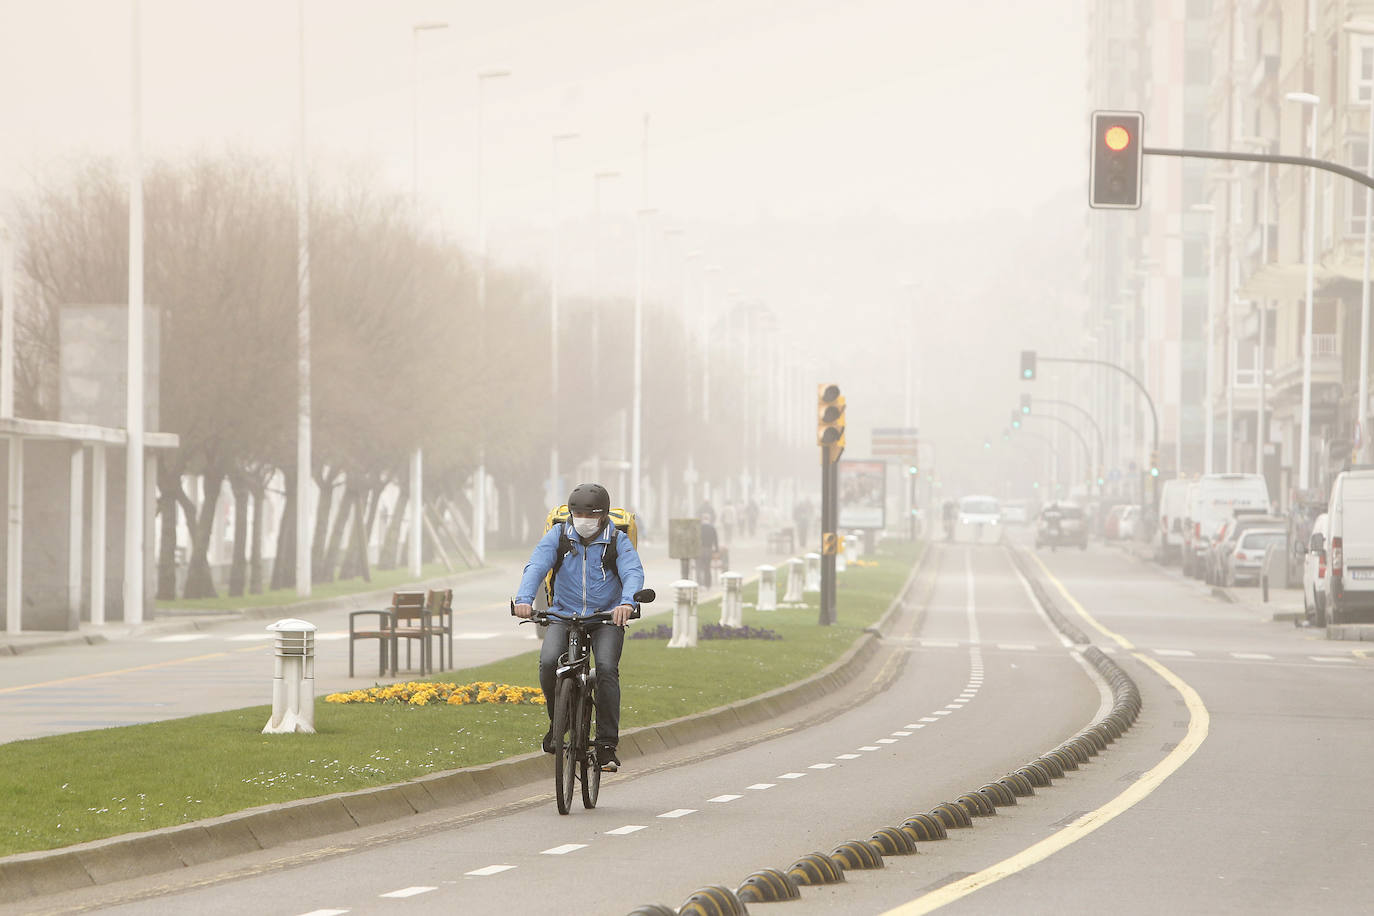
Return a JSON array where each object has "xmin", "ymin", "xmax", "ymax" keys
[{"xmin": 539, "ymin": 620, "xmax": 625, "ymax": 748}]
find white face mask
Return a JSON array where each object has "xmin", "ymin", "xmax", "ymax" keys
[{"xmin": 573, "ymin": 517, "xmax": 602, "ymax": 539}]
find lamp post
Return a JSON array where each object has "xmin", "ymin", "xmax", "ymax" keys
[
  {"xmin": 1344, "ymin": 23, "xmax": 1374, "ymax": 462},
  {"xmin": 125, "ymin": 0, "xmax": 145, "ymax": 624},
  {"xmin": 1286, "ymin": 90, "xmax": 1320, "ymax": 490},
  {"xmin": 590, "ymin": 169, "xmax": 620, "ymax": 485},
  {"xmin": 1192, "ymin": 202, "xmax": 1217, "ymax": 474},
  {"xmin": 473, "ymin": 67, "xmax": 511, "ymax": 563},
  {"xmin": 294, "ymin": 0, "xmax": 312, "ymax": 598},
  {"xmin": 701, "ymin": 264, "xmax": 721, "ymax": 423},
  {"xmin": 409, "ymin": 20, "xmax": 447, "ymax": 578},
  {"xmin": 548, "ymin": 131, "xmax": 578, "ymax": 509},
  {"xmin": 1237, "ymin": 135, "xmax": 1273, "ymax": 475},
  {"xmin": 630, "ymin": 206, "xmax": 657, "ymax": 513}
]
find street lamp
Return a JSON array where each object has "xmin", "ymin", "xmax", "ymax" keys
[
  {"xmin": 701, "ymin": 264, "xmax": 722, "ymax": 423},
  {"xmin": 1192, "ymin": 202, "xmax": 1217, "ymax": 474},
  {"xmin": 1237, "ymin": 135, "xmax": 1272, "ymax": 475},
  {"xmin": 630, "ymin": 206, "xmax": 657, "ymax": 513},
  {"xmin": 589, "ymin": 169, "xmax": 620, "ymax": 484},
  {"xmin": 1286, "ymin": 90, "xmax": 1320, "ymax": 490},
  {"xmin": 1344, "ymin": 22, "xmax": 1374, "ymax": 461},
  {"xmin": 408, "ymin": 20, "xmax": 447, "ymax": 578},
  {"xmin": 125, "ymin": 0, "xmax": 146, "ymax": 624},
  {"xmin": 548, "ymin": 131, "xmax": 578, "ymax": 509},
  {"xmin": 295, "ymin": 0, "xmax": 312, "ymax": 597}
]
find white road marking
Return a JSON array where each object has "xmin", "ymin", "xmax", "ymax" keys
[
  {"xmin": 541, "ymin": 844, "xmax": 587, "ymax": 855},
  {"xmin": 709, "ymin": 794, "xmax": 743, "ymax": 803},
  {"xmin": 153, "ymin": 634, "xmax": 209, "ymax": 643},
  {"xmin": 606, "ymin": 825, "xmax": 646, "ymax": 835},
  {"xmin": 1154, "ymin": 649, "xmax": 1195, "ymax": 657},
  {"xmin": 658, "ymin": 809, "xmax": 696, "ymax": 818},
  {"xmin": 297, "ymin": 910, "xmax": 349, "ymax": 916},
  {"xmin": 809, "ymin": 763, "xmax": 836, "ymax": 769},
  {"xmin": 859, "ymin": 745, "xmax": 881, "ymax": 751},
  {"xmin": 1310, "ymin": 656, "xmax": 1357, "ymax": 663},
  {"xmin": 315, "ymin": 632, "xmax": 348, "ymax": 641},
  {"xmin": 226, "ymin": 633, "xmax": 274, "ymax": 641},
  {"xmin": 997, "ymin": 643, "xmax": 1037, "ymax": 651},
  {"xmin": 876, "ymin": 738, "xmax": 898, "ymax": 744},
  {"xmin": 933, "ymin": 710, "xmax": 952, "ymax": 716},
  {"xmin": 777, "ymin": 772, "xmax": 806, "ymax": 779},
  {"xmin": 906, "ymin": 724, "xmax": 926, "ymax": 729},
  {"xmin": 380, "ymin": 887, "xmax": 436, "ymax": 898},
  {"xmin": 1230, "ymin": 652, "xmax": 1273, "ymax": 660},
  {"xmin": 945, "ymin": 703, "xmax": 965, "ymax": 709},
  {"xmin": 455, "ymin": 633, "xmax": 500, "ymax": 641},
  {"xmin": 465, "ymin": 865, "xmax": 515, "ymax": 876},
  {"xmin": 836, "ymin": 754, "xmax": 861, "ymax": 760},
  {"xmin": 921, "ymin": 639, "xmax": 961, "ymax": 648},
  {"xmin": 919, "ymin": 717, "xmax": 938, "ymax": 723},
  {"xmin": 748, "ymin": 783, "xmax": 776, "ymax": 789},
  {"xmin": 892, "ymin": 730, "xmax": 913, "ymax": 736}
]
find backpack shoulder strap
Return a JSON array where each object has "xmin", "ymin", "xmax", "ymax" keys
[
  {"xmin": 602, "ymin": 527, "xmax": 620, "ymax": 578},
  {"xmin": 549, "ymin": 524, "xmax": 576, "ymax": 583}
]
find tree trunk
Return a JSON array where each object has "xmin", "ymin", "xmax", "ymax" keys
[
  {"xmin": 379, "ymin": 475, "xmax": 407, "ymax": 570},
  {"xmin": 182, "ymin": 469, "xmax": 224, "ymax": 599},
  {"xmin": 321, "ymin": 480, "xmax": 352, "ymax": 582},
  {"xmin": 270, "ymin": 470, "xmax": 296, "ymax": 591},
  {"xmin": 248, "ymin": 479, "xmax": 265, "ymax": 594},
  {"xmin": 339, "ymin": 488, "xmax": 372, "ymax": 582},
  {"xmin": 311, "ymin": 466, "xmax": 339, "ymax": 584},
  {"xmin": 155, "ymin": 463, "xmax": 180, "ymax": 600},
  {"xmin": 228, "ymin": 474, "xmax": 249, "ymax": 597}
]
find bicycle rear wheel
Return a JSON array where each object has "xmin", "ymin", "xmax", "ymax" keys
[
  {"xmin": 579, "ymin": 682, "xmax": 600, "ymax": 809},
  {"xmin": 553, "ymin": 677, "xmax": 576, "ymax": 815}
]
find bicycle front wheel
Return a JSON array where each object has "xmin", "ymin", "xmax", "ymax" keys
[
  {"xmin": 553, "ymin": 677, "xmax": 576, "ymax": 815},
  {"xmin": 579, "ymin": 682, "xmax": 600, "ymax": 809}
]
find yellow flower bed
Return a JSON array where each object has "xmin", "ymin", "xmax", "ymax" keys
[{"xmin": 324, "ymin": 681, "xmax": 545, "ymax": 707}]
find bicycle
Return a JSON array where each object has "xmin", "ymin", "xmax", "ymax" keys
[{"xmin": 514, "ymin": 588, "xmax": 655, "ymax": 815}]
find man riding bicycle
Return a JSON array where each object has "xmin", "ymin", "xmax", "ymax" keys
[{"xmin": 513, "ymin": 483, "xmax": 645, "ymax": 773}]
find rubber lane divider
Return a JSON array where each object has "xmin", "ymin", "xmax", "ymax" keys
[
  {"xmin": 870, "ymin": 826, "xmax": 918, "ymax": 856},
  {"xmin": 831, "ymin": 839, "xmax": 885, "ymax": 870},
  {"xmin": 0, "ymin": 549, "xmax": 936, "ymax": 906},
  {"xmin": 735, "ymin": 867, "xmax": 802, "ymax": 902},
  {"xmin": 674, "ymin": 884, "xmax": 748, "ymax": 916}
]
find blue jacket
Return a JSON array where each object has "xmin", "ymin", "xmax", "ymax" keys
[{"xmin": 515, "ymin": 522, "xmax": 645, "ymax": 616}]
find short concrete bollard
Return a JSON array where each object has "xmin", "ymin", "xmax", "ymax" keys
[
  {"xmin": 804, "ymin": 553, "xmax": 822, "ymax": 593},
  {"xmin": 783, "ymin": 557, "xmax": 805, "ymax": 603},
  {"xmin": 667, "ymin": 579, "xmax": 699, "ymax": 648},
  {"xmin": 721, "ymin": 572, "xmax": 744, "ymax": 628},
  {"xmin": 756, "ymin": 565, "xmax": 778, "ymax": 611},
  {"xmin": 263, "ymin": 618, "xmax": 317, "ymax": 735},
  {"xmin": 846, "ymin": 533, "xmax": 862, "ymax": 558}
]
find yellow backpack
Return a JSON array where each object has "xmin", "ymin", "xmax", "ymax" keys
[{"xmin": 542, "ymin": 505, "xmax": 638, "ymax": 606}]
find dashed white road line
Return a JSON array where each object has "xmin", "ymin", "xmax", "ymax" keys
[
  {"xmin": 1310, "ymin": 656, "xmax": 1357, "ymax": 663},
  {"xmin": 997, "ymin": 642, "xmax": 1037, "ymax": 651},
  {"xmin": 892, "ymin": 730, "xmax": 913, "ymax": 736},
  {"xmin": 1154, "ymin": 649, "xmax": 1195, "ymax": 657},
  {"xmin": 876, "ymin": 738, "xmax": 898, "ymax": 744},
  {"xmin": 465, "ymin": 865, "xmax": 515, "ymax": 877},
  {"xmin": 380, "ymin": 887, "xmax": 436, "ymax": 898},
  {"xmin": 921, "ymin": 639, "xmax": 961, "ymax": 648},
  {"xmin": 708, "ymin": 794, "xmax": 743, "ymax": 803},
  {"xmin": 809, "ymin": 762, "xmax": 836, "ymax": 769},
  {"xmin": 541, "ymin": 844, "xmax": 587, "ymax": 855},
  {"xmin": 859, "ymin": 745, "xmax": 881, "ymax": 751},
  {"xmin": 658, "ymin": 809, "xmax": 696, "ymax": 818},
  {"xmin": 836, "ymin": 753, "xmax": 862, "ymax": 759},
  {"xmin": 945, "ymin": 703, "xmax": 965, "ymax": 709},
  {"xmin": 918, "ymin": 717, "xmax": 938, "ymax": 723},
  {"xmin": 298, "ymin": 910, "xmax": 349, "ymax": 916},
  {"xmin": 933, "ymin": 710, "xmax": 952, "ymax": 716},
  {"xmin": 1230, "ymin": 652, "xmax": 1274, "ymax": 660},
  {"xmin": 777, "ymin": 772, "xmax": 806, "ymax": 779},
  {"xmin": 606, "ymin": 825, "xmax": 646, "ymax": 835},
  {"xmin": 747, "ymin": 783, "xmax": 776, "ymax": 789},
  {"xmin": 905, "ymin": 724, "xmax": 926, "ymax": 729},
  {"xmin": 226, "ymin": 633, "xmax": 274, "ymax": 641},
  {"xmin": 153, "ymin": 634, "xmax": 209, "ymax": 643}
]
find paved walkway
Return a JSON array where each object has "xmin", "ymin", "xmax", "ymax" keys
[{"xmin": 0, "ymin": 538, "xmax": 795, "ymax": 744}]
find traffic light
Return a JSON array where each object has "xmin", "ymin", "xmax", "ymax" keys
[
  {"xmin": 1020, "ymin": 394, "xmax": 1032, "ymax": 415},
  {"xmin": 1149, "ymin": 450, "xmax": 1160, "ymax": 478},
  {"xmin": 1010, "ymin": 410, "xmax": 1021, "ymax": 430},
  {"xmin": 1020, "ymin": 350, "xmax": 1037, "ymax": 380},
  {"xmin": 907, "ymin": 464, "xmax": 918, "ymax": 476},
  {"xmin": 817, "ymin": 383, "xmax": 845, "ymax": 462},
  {"xmin": 1089, "ymin": 110, "xmax": 1143, "ymax": 209},
  {"xmin": 983, "ymin": 439, "xmax": 991, "ymax": 450}
]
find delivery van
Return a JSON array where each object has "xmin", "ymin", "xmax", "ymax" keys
[
  {"xmin": 1322, "ymin": 469, "xmax": 1374, "ymax": 624},
  {"xmin": 1180, "ymin": 474, "xmax": 1270, "ymax": 579}
]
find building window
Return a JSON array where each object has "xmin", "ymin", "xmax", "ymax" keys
[
  {"xmin": 1349, "ymin": 138, "xmax": 1370, "ymax": 236},
  {"xmin": 1351, "ymin": 36, "xmax": 1374, "ymax": 103},
  {"xmin": 1183, "ymin": 238, "xmax": 1206, "ymax": 274}
]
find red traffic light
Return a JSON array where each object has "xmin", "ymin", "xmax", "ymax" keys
[{"xmin": 1104, "ymin": 125, "xmax": 1130, "ymax": 151}]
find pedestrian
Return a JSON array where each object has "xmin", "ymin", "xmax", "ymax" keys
[
  {"xmin": 793, "ymin": 498, "xmax": 814, "ymax": 548},
  {"xmin": 697, "ymin": 512, "xmax": 719, "ymax": 589},
  {"xmin": 745, "ymin": 499, "xmax": 759, "ymax": 539},
  {"xmin": 721, "ymin": 502, "xmax": 737, "ymax": 545}
]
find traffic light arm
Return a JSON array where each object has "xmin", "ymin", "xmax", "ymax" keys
[
  {"xmin": 1034, "ymin": 398, "xmax": 1106, "ymax": 480},
  {"xmin": 1143, "ymin": 146, "xmax": 1374, "ymax": 191},
  {"xmin": 1037, "ymin": 356, "xmax": 1159, "ymax": 457},
  {"xmin": 1023, "ymin": 413, "xmax": 1094, "ymax": 481}
]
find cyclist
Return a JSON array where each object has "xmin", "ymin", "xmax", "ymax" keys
[{"xmin": 513, "ymin": 483, "xmax": 645, "ymax": 773}]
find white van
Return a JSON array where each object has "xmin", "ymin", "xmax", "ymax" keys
[
  {"xmin": 954, "ymin": 495, "xmax": 1002, "ymax": 544},
  {"xmin": 1155, "ymin": 479, "xmax": 1189, "ymax": 562},
  {"xmin": 1181, "ymin": 474, "xmax": 1271, "ymax": 578},
  {"xmin": 1322, "ymin": 469, "xmax": 1374, "ymax": 624}
]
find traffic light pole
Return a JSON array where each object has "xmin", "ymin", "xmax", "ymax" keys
[
  {"xmin": 819, "ymin": 450, "xmax": 837, "ymax": 626},
  {"xmin": 1143, "ymin": 146, "xmax": 1374, "ymax": 191}
]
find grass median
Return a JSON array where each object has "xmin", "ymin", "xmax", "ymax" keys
[{"xmin": 0, "ymin": 541, "xmax": 920, "ymax": 857}]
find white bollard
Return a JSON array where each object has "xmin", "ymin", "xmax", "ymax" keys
[
  {"xmin": 803, "ymin": 553, "xmax": 822, "ymax": 593},
  {"xmin": 755, "ymin": 564, "xmax": 778, "ymax": 611},
  {"xmin": 847, "ymin": 533, "xmax": 863, "ymax": 558},
  {"xmin": 667, "ymin": 579, "xmax": 699, "ymax": 649},
  {"xmin": 836, "ymin": 539, "xmax": 848, "ymax": 573},
  {"xmin": 721, "ymin": 571, "xmax": 744, "ymax": 628},
  {"xmin": 783, "ymin": 557, "xmax": 805, "ymax": 604},
  {"xmin": 263, "ymin": 618, "xmax": 317, "ymax": 735}
]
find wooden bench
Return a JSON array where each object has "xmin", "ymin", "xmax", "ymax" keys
[
  {"xmin": 348, "ymin": 590, "xmax": 433, "ymax": 678},
  {"xmin": 768, "ymin": 527, "xmax": 795, "ymax": 553},
  {"xmin": 426, "ymin": 587, "xmax": 454, "ymax": 671}
]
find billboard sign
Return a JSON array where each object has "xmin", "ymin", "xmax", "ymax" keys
[{"xmin": 838, "ymin": 459, "xmax": 887, "ymax": 529}]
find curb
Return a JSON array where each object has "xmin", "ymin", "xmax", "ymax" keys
[
  {"xmin": 0, "ymin": 633, "xmax": 110, "ymax": 656},
  {"xmin": 1326, "ymin": 623, "xmax": 1374, "ymax": 641},
  {"xmin": 0, "ymin": 546, "xmax": 933, "ymax": 903}
]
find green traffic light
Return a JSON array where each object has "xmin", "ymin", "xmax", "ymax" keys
[
  {"xmin": 1150, "ymin": 467, "xmax": 1159, "ymax": 477},
  {"xmin": 907, "ymin": 465, "xmax": 918, "ymax": 475}
]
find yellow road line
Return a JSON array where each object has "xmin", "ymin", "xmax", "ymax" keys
[
  {"xmin": 1025, "ymin": 550, "xmax": 1134, "ymax": 650},
  {"xmin": 881, "ymin": 559, "xmax": 1210, "ymax": 916},
  {"xmin": 0, "ymin": 652, "xmax": 234, "ymax": 694}
]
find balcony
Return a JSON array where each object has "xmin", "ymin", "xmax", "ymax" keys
[{"xmin": 1270, "ymin": 333, "xmax": 1343, "ymax": 401}]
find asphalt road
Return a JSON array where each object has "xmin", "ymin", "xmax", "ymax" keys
[
  {"xmin": 0, "ymin": 542, "xmax": 786, "ymax": 744},
  {"xmin": 11, "ymin": 534, "xmax": 1373, "ymax": 915}
]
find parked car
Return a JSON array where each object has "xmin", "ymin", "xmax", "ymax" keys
[
  {"xmin": 1155, "ymin": 478, "xmax": 1189, "ymax": 563},
  {"xmin": 1205, "ymin": 513, "xmax": 1284, "ymax": 585},
  {"xmin": 1001, "ymin": 500, "xmax": 1030, "ymax": 525},
  {"xmin": 1103, "ymin": 505, "xmax": 1126, "ymax": 540},
  {"xmin": 1222, "ymin": 528, "xmax": 1285, "ymax": 587},
  {"xmin": 1302, "ymin": 512, "xmax": 1330, "ymax": 626},
  {"xmin": 1119, "ymin": 505, "xmax": 1142, "ymax": 540},
  {"xmin": 1036, "ymin": 502, "xmax": 1088, "ymax": 550},
  {"xmin": 1285, "ymin": 496, "xmax": 1328, "ymax": 585},
  {"xmin": 955, "ymin": 495, "xmax": 1002, "ymax": 544},
  {"xmin": 1321, "ymin": 469, "xmax": 1374, "ymax": 624},
  {"xmin": 1182, "ymin": 474, "xmax": 1271, "ymax": 579}
]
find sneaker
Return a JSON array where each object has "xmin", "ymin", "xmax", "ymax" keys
[
  {"xmin": 596, "ymin": 745, "xmax": 620, "ymax": 773},
  {"xmin": 542, "ymin": 729, "xmax": 555, "ymax": 754}
]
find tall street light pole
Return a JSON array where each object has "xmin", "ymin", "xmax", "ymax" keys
[
  {"xmin": 125, "ymin": 0, "xmax": 145, "ymax": 625},
  {"xmin": 1287, "ymin": 90, "xmax": 1320, "ymax": 491},
  {"xmin": 1192, "ymin": 202, "xmax": 1217, "ymax": 474},
  {"xmin": 589, "ymin": 169, "xmax": 620, "ymax": 485},
  {"xmin": 1237, "ymin": 135, "xmax": 1272, "ymax": 475},
  {"xmin": 294, "ymin": 0, "xmax": 312, "ymax": 598},
  {"xmin": 409, "ymin": 20, "xmax": 447, "ymax": 578},
  {"xmin": 549, "ymin": 131, "xmax": 578, "ymax": 508},
  {"xmin": 1344, "ymin": 22, "xmax": 1374, "ymax": 462},
  {"xmin": 630, "ymin": 113, "xmax": 651, "ymax": 513},
  {"xmin": 474, "ymin": 67, "xmax": 511, "ymax": 563}
]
